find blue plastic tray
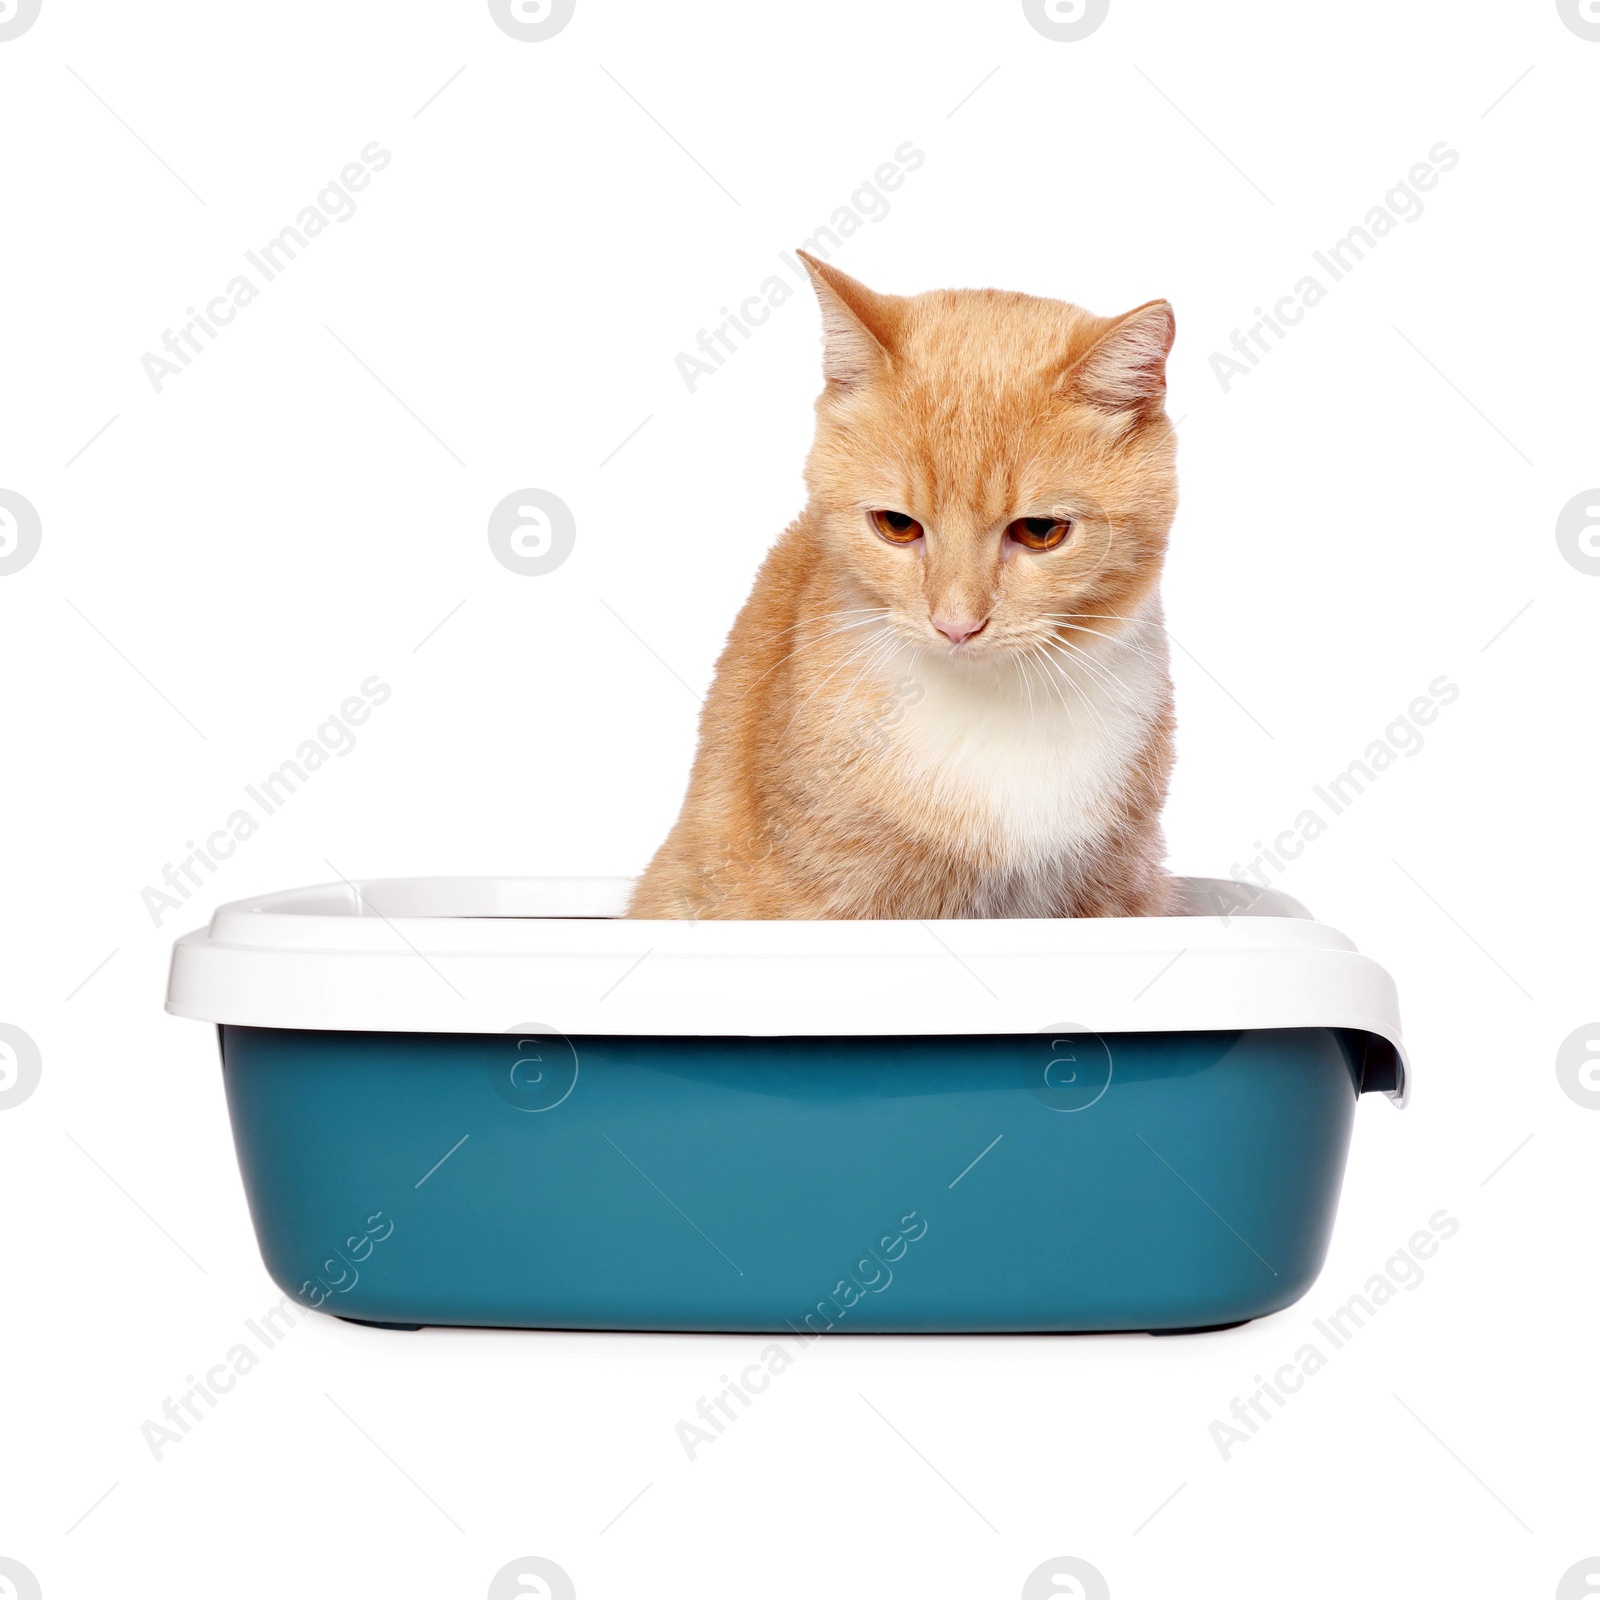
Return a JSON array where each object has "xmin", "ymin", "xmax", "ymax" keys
[{"xmin": 170, "ymin": 876, "xmax": 1409, "ymax": 1334}]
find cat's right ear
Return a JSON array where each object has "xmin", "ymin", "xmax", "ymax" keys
[
  {"xmin": 1061, "ymin": 300, "xmax": 1176, "ymax": 414},
  {"xmin": 797, "ymin": 252, "xmax": 900, "ymax": 388}
]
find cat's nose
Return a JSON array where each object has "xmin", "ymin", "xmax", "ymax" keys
[{"xmin": 932, "ymin": 615, "xmax": 989, "ymax": 645}]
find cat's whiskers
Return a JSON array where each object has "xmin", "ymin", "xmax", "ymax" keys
[
  {"xmin": 1039, "ymin": 614, "xmax": 1166, "ymax": 670},
  {"xmin": 1028, "ymin": 639, "xmax": 1108, "ymax": 740},
  {"xmin": 820, "ymin": 631, "xmax": 906, "ymax": 749},
  {"xmin": 748, "ymin": 608, "xmax": 891, "ymax": 689},
  {"xmin": 777, "ymin": 622, "xmax": 896, "ymax": 742},
  {"xmin": 1049, "ymin": 640, "xmax": 1152, "ymax": 697},
  {"xmin": 1024, "ymin": 631, "xmax": 1117, "ymax": 730},
  {"xmin": 765, "ymin": 606, "xmax": 887, "ymax": 650},
  {"xmin": 1023, "ymin": 645, "xmax": 1073, "ymax": 734},
  {"xmin": 1042, "ymin": 633, "xmax": 1134, "ymax": 706},
  {"xmin": 1055, "ymin": 621, "xmax": 1155, "ymax": 654},
  {"xmin": 1022, "ymin": 640, "xmax": 1070, "ymax": 716},
  {"xmin": 774, "ymin": 605, "xmax": 888, "ymax": 638},
  {"xmin": 1035, "ymin": 610, "xmax": 1159, "ymax": 671},
  {"xmin": 1011, "ymin": 649, "xmax": 1038, "ymax": 733},
  {"xmin": 761, "ymin": 601, "xmax": 889, "ymax": 652}
]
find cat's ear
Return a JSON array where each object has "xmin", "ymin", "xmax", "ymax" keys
[
  {"xmin": 1062, "ymin": 300, "xmax": 1175, "ymax": 414},
  {"xmin": 797, "ymin": 251, "xmax": 900, "ymax": 387}
]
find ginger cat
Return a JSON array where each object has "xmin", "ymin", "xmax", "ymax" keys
[{"xmin": 628, "ymin": 255, "xmax": 1179, "ymax": 920}]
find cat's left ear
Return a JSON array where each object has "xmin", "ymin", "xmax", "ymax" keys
[
  {"xmin": 797, "ymin": 251, "xmax": 902, "ymax": 388},
  {"xmin": 1063, "ymin": 300, "xmax": 1175, "ymax": 414}
]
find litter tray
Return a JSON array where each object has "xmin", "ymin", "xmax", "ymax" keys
[{"xmin": 165, "ymin": 876, "xmax": 1408, "ymax": 1334}]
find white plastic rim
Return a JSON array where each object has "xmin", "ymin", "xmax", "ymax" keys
[{"xmin": 165, "ymin": 875, "xmax": 1409, "ymax": 1104}]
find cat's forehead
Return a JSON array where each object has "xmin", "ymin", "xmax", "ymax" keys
[
  {"xmin": 859, "ymin": 290, "xmax": 1108, "ymax": 485},
  {"xmin": 809, "ymin": 283, "xmax": 1155, "ymax": 510},
  {"xmin": 893, "ymin": 288, "xmax": 1108, "ymax": 384}
]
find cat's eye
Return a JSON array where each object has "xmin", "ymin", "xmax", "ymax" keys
[
  {"xmin": 872, "ymin": 509, "xmax": 924, "ymax": 545},
  {"xmin": 1007, "ymin": 516, "xmax": 1073, "ymax": 552}
]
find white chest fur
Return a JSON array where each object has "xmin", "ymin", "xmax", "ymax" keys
[{"xmin": 877, "ymin": 612, "xmax": 1170, "ymax": 868}]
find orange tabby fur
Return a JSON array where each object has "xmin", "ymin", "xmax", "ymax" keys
[{"xmin": 628, "ymin": 256, "xmax": 1179, "ymax": 920}]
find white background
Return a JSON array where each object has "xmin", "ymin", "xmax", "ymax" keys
[{"xmin": 2, "ymin": 1, "xmax": 1596, "ymax": 1596}]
